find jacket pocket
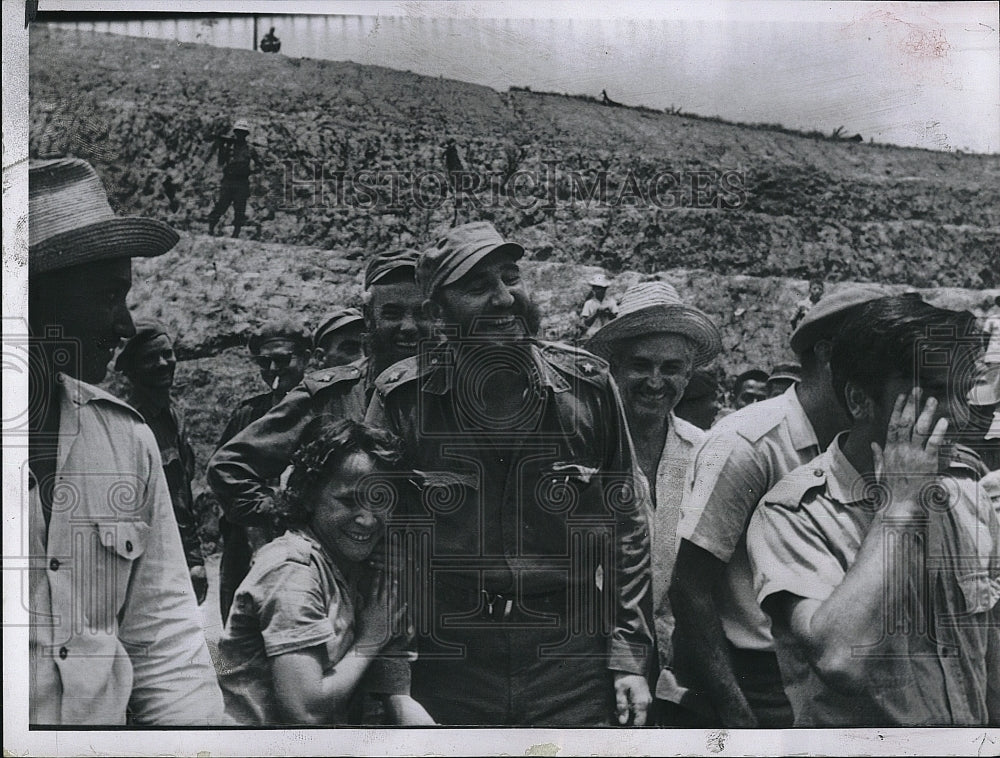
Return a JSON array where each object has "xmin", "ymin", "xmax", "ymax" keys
[
  {"xmin": 79, "ymin": 521, "xmax": 150, "ymax": 632},
  {"xmin": 414, "ymin": 470, "xmax": 479, "ymax": 514},
  {"xmin": 537, "ymin": 461, "xmax": 602, "ymax": 513}
]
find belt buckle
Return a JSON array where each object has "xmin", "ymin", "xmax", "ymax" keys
[{"xmin": 482, "ymin": 590, "xmax": 513, "ymax": 622}]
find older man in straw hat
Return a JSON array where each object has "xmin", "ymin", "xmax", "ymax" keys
[
  {"xmin": 366, "ymin": 222, "xmax": 653, "ymax": 726},
  {"xmin": 670, "ymin": 283, "xmax": 887, "ymax": 727},
  {"xmin": 27, "ymin": 158, "xmax": 223, "ymax": 725},
  {"xmin": 587, "ymin": 280, "xmax": 722, "ymax": 726}
]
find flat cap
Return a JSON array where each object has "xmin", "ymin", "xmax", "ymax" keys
[
  {"xmin": 790, "ymin": 283, "xmax": 887, "ymax": 354},
  {"xmin": 114, "ymin": 321, "xmax": 170, "ymax": 373},
  {"xmin": 313, "ymin": 307, "xmax": 364, "ymax": 349},
  {"xmin": 768, "ymin": 363, "xmax": 802, "ymax": 384},
  {"xmin": 364, "ymin": 248, "xmax": 420, "ymax": 290},
  {"xmin": 418, "ymin": 222, "xmax": 523, "ymax": 298},
  {"xmin": 249, "ymin": 318, "xmax": 311, "ymax": 354}
]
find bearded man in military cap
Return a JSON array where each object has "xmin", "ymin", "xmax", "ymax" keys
[{"xmin": 366, "ymin": 222, "xmax": 654, "ymax": 726}]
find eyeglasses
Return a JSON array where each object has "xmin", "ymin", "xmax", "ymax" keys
[{"xmin": 253, "ymin": 353, "xmax": 295, "ymax": 370}]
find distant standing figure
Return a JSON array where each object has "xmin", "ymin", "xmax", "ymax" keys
[
  {"xmin": 981, "ymin": 294, "xmax": 1000, "ymax": 365},
  {"xmin": 580, "ymin": 272, "xmax": 618, "ymax": 338},
  {"xmin": 791, "ymin": 279, "xmax": 825, "ymax": 329},
  {"xmin": 206, "ymin": 118, "xmax": 262, "ymax": 239},
  {"xmin": 260, "ymin": 27, "xmax": 281, "ymax": 53}
]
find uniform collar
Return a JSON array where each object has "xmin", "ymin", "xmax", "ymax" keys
[
  {"xmin": 782, "ymin": 385, "xmax": 820, "ymax": 453},
  {"xmin": 420, "ymin": 340, "xmax": 569, "ymax": 395},
  {"xmin": 824, "ymin": 432, "xmax": 868, "ymax": 505}
]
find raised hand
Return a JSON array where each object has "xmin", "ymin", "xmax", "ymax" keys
[
  {"xmin": 871, "ymin": 388, "xmax": 949, "ymax": 516},
  {"xmin": 356, "ymin": 568, "xmax": 407, "ymax": 651}
]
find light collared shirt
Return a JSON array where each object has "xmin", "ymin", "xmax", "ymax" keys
[
  {"xmin": 29, "ymin": 375, "xmax": 224, "ymax": 725},
  {"xmin": 677, "ymin": 386, "xmax": 820, "ymax": 651},
  {"xmin": 748, "ymin": 435, "xmax": 1000, "ymax": 726},
  {"xmin": 641, "ymin": 413, "xmax": 705, "ymax": 704}
]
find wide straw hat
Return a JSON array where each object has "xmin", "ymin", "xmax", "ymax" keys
[
  {"xmin": 587, "ymin": 281, "xmax": 722, "ymax": 367},
  {"xmin": 588, "ymin": 272, "xmax": 612, "ymax": 288},
  {"xmin": 29, "ymin": 158, "xmax": 178, "ymax": 277}
]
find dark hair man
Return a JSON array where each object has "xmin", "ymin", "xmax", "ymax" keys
[
  {"xmin": 670, "ymin": 284, "xmax": 886, "ymax": 727},
  {"xmin": 366, "ymin": 222, "xmax": 654, "ymax": 726},
  {"xmin": 732, "ymin": 369, "xmax": 769, "ymax": 409},
  {"xmin": 207, "ymin": 250, "xmax": 431, "ymax": 624},
  {"xmin": 115, "ymin": 323, "xmax": 207, "ymax": 604},
  {"xmin": 27, "ymin": 158, "xmax": 223, "ymax": 724},
  {"xmin": 674, "ymin": 370, "xmax": 722, "ymax": 431},
  {"xmin": 747, "ymin": 295, "xmax": 998, "ymax": 726},
  {"xmin": 587, "ymin": 281, "xmax": 722, "ymax": 726}
]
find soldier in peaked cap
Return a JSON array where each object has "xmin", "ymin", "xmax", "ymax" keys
[
  {"xmin": 207, "ymin": 249, "xmax": 433, "ymax": 637},
  {"xmin": 312, "ymin": 306, "xmax": 364, "ymax": 369},
  {"xmin": 365, "ymin": 221, "xmax": 654, "ymax": 726},
  {"xmin": 747, "ymin": 294, "xmax": 998, "ymax": 726},
  {"xmin": 586, "ymin": 280, "xmax": 722, "ymax": 727},
  {"xmin": 670, "ymin": 282, "xmax": 887, "ymax": 728},
  {"xmin": 27, "ymin": 158, "xmax": 223, "ymax": 725},
  {"xmin": 213, "ymin": 316, "xmax": 311, "ymax": 622},
  {"xmin": 115, "ymin": 323, "xmax": 207, "ymax": 604}
]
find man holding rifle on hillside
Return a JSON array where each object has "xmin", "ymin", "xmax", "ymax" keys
[{"xmin": 206, "ymin": 118, "xmax": 263, "ymax": 239}]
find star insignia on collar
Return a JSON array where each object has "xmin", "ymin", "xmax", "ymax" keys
[{"xmin": 581, "ymin": 361, "xmax": 596, "ymax": 374}]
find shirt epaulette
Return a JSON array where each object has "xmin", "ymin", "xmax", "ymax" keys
[
  {"xmin": 238, "ymin": 392, "xmax": 272, "ymax": 411},
  {"xmin": 302, "ymin": 363, "xmax": 364, "ymax": 396},
  {"xmin": 257, "ymin": 531, "xmax": 314, "ymax": 569},
  {"xmin": 374, "ymin": 355, "xmax": 423, "ymax": 396},
  {"xmin": 762, "ymin": 464, "xmax": 827, "ymax": 511},
  {"xmin": 731, "ymin": 399, "xmax": 787, "ymax": 444},
  {"xmin": 539, "ymin": 341, "xmax": 609, "ymax": 385}
]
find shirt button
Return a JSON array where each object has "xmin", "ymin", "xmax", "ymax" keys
[
  {"xmin": 59, "ymin": 647, "xmax": 68, "ymax": 660},
  {"xmin": 125, "ymin": 540, "xmax": 134, "ymax": 553},
  {"xmin": 813, "ymin": 469, "xmax": 824, "ymax": 477},
  {"xmin": 49, "ymin": 559, "xmax": 60, "ymax": 571}
]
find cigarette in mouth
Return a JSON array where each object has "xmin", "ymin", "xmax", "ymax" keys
[{"xmin": 272, "ymin": 375, "xmax": 281, "ymax": 391}]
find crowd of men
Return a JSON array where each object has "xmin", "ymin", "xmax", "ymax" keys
[{"xmin": 24, "ymin": 157, "xmax": 1000, "ymax": 728}]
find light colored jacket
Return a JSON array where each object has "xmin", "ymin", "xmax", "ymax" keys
[{"xmin": 29, "ymin": 374, "xmax": 224, "ymax": 725}]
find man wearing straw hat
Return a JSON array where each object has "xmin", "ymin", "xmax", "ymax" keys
[
  {"xmin": 670, "ymin": 283, "xmax": 887, "ymax": 727},
  {"xmin": 26, "ymin": 157, "xmax": 224, "ymax": 724},
  {"xmin": 366, "ymin": 222, "xmax": 653, "ymax": 726},
  {"xmin": 587, "ymin": 280, "xmax": 722, "ymax": 726},
  {"xmin": 580, "ymin": 271, "xmax": 618, "ymax": 339}
]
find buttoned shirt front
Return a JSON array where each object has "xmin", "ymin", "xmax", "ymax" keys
[
  {"xmin": 747, "ymin": 436, "xmax": 1000, "ymax": 726},
  {"xmin": 677, "ymin": 386, "xmax": 820, "ymax": 651},
  {"xmin": 365, "ymin": 341, "xmax": 653, "ymax": 675},
  {"xmin": 644, "ymin": 413, "xmax": 704, "ymax": 703},
  {"xmin": 29, "ymin": 375, "xmax": 224, "ymax": 725}
]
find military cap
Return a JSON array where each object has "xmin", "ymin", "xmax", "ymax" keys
[
  {"xmin": 364, "ymin": 248, "xmax": 420, "ymax": 290},
  {"xmin": 114, "ymin": 321, "xmax": 171, "ymax": 373},
  {"xmin": 313, "ymin": 307, "xmax": 364, "ymax": 349},
  {"xmin": 418, "ymin": 222, "xmax": 524, "ymax": 298},
  {"xmin": 768, "ymin": 363, "xmax": 802, "ymax": 384},
  {"xmin": 790, "ymin": 283, "xmax": 888, "ymax": 354},
  {"xmin": 248, "ymin": 318, "xmax": 311, "ymax": 354}
]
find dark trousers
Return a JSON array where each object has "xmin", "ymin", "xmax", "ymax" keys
[
  {"xmin": 218, "ymin": 517, "xmax": 251, "ymax": 625},
  {"xmin": 729, "ymin": 644, "xmax": 794, "ymax": 728},
  {"xmin": 410, "ymin": 588, "xmax": 615, "ymax": 726},
  {"xmin": 207, "ymin": 179, "xmax": 250, "ymax": 235}
]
